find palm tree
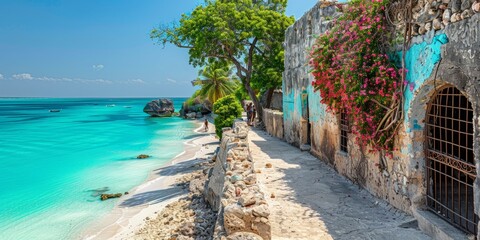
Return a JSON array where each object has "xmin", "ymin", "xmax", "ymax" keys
[{"xmin": 192, "ymin": 63, "xmax": 237, "ymax": 103}]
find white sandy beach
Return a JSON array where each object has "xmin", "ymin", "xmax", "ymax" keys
[{"xmin": 82, "ymin": 121, "xmax": 218, "ymax": 240}]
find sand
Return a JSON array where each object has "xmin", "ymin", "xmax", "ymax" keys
[{"xmin": 82, "ymin": 120, "xmax": 218, "ymax": 240}]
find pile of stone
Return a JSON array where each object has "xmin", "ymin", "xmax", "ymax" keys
[
  {"xmin": 135, "ymin": 165, "xmax": 217, "ymax": 240},
  {"xmin": 205, "ymin": 121, "xmax": 271, "ymax": 240},
  {"xmin": 408, "ymin": 0, "xmax": 479, "ymax": 35}
]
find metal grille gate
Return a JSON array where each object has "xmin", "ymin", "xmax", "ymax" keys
[{"xmin": 425, "ymin": 86, "xmax": 478, "ymax": 235}]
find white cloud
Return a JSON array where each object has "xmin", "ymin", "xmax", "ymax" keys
[
  {"xmin": 167, "ymin": 78, "xmax": 177, "ymax": 83},
  {"xmin": 0, "ymin": 74, "xmax": 4, "ymax": 80},
  {"xmin": 12, "ymin": 73, "xmax": 33, "ymax": 80},
  {"xmin": 77, "ymin": 79, "xmax": 113, "ymax": 84},
  {"xmin": 127, "ymin": 79, "xmax": 146, "ymax": 84},
  {"xmin": 92, "ymin": 64, "xmax": 104, "ymax": 71},
  {"xmin": 11, "ymin": 73, "xmax": 113, "ymax": 84}
]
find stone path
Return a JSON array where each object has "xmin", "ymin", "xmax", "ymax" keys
[{"xmin": 249, "ymin": 129, "xmax": 431, "ymax": 240}]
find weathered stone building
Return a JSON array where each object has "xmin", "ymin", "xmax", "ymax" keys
[{"xmin": 265, "ymin": 1, "xmax": 480, "ymax": 239}]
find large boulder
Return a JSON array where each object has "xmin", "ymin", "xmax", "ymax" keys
[
  {"xmin": 179, "ymin": 100, "xmax": 212, "ymax": 118},
  {"xmin": 143, "ymin": 98, "xmax": 175, "ymax": 117}
]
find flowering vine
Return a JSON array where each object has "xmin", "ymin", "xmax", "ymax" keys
[{"xmin": 309, "ymin": 0, "xmax": 405, "ymax": 154}]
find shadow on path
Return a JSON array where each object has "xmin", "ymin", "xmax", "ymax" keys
[
  {"xmin": 249, "ymin": 128, "xmax": 430, "ymax": 240},
  {"xmin": 120, "ymin": 187, "xmax": 185, "ymax": 207}
]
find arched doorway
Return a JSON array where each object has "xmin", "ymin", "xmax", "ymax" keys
[{"xmin": 425, "ymin": 85, "xmax": 478, "ymax": 234}]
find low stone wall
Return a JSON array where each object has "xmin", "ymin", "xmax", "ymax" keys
[
  {"xmin": 205, "ymin": 121, "xmax": 271, "ymax": 240},
  {"xmin": 263, "ymin": 109, "xmax": 284, "ymax": 140}
]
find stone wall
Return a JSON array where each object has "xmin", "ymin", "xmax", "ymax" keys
[
  {"xmin": 260, "ymin": 90, "xmax": 283, "ymax": 111},
  {"xmin": 262, "ymin": 109, "xmax": 284, "ymax": 140},
  {"xmin": 205, "ymin": 121, "xmax": 271, "ymax": 240},
  {"xmin": 405, "ymin": 0, "xmax": 480, "ymax": 35},
  {"xmin": 283, "ymin": 2, "xmax": 480, "ymax": 238}
]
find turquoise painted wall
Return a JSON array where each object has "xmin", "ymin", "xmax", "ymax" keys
[
  {"xmin": 399, "ymin": 34, "xmax": 449, "ymax": 126},
  {"xmin": 307, "ymin": 84, "xmax": 326, "ymax": 123}
]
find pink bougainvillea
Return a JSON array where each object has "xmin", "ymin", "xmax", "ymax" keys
[{"xmin": 309, "ymin": 0, "xmax": 403, "ymax": 154}]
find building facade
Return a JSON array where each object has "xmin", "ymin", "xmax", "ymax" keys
[{"xmin": 279, "ymin": 2, "xmax": 480, "ymax": 238}]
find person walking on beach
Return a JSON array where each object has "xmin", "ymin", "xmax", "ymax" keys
[
  {"xmin": 204, "ymin": 118, "xmax": 209, "ymax": 132},
  {"xmin": 250, "ymin": 105, "xmax": 256, "ymax": 126},
  {"xmin": 246, "ymin": 103, "xmax": 253, "ymax": 125}
]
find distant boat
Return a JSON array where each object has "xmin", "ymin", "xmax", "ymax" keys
[
  {"xmin": 49, "ymin": 109, "xmax": 61, "ymax": 112},
  {"xmin": 123, "ymin": 106, "xmax": 132, "ymax": 108},
  {"xmin": 106, "ymin": 104, "xmax": 116, "ymax": 107}
]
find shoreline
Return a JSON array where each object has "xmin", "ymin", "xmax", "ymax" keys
[{"xmin": 81, "ymin": 119, "xmax": 218, "ymax": 240}]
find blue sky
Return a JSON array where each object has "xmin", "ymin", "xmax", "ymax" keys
[{"xmin": 0, "ymin": 0, "xmax": 319, "ymax": 98}]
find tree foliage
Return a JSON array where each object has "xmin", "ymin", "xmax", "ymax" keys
[
  {"xmin": 151, "ymin": 0, "xmax": 294, "ymax": 121},
  {"xmin": 192, "ymin": 61, "xmax": 237, "ymax": 103},
  {"xmin": 213, "ymin": 95, "xmax": 243, "ymax": 138}
]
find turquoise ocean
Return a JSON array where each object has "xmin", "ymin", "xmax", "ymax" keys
[{"xmin": 0, "ymin": 98, "xmax": 196, "ymax": 240}]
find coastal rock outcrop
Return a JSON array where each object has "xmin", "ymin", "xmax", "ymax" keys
[
  {"xmin": 136, "ymin": 154, "xmax": 150, "ymax": 159},
  {"xmin": 100, "ymin": 193, "xmax": 122, "ymax": 201},
  {"xmin": 143, "ymin": 98, "xmax": 175, "ymax": 117},
  {"xmin": 179, "ymin": 100, "xmax": 212, "ymax": 119}
]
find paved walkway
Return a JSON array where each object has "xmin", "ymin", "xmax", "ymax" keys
[{"xmin": 249, "ymin": 129, "xmax": 431, "ymax": 240}]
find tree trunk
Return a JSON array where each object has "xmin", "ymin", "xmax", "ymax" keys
[
  {"xmin": 265, "ymin": 87, "xmax": 274, "ymax": 109},
  {"xmin": 244, "ymin": 83, "xmax": 263, "ymax": 122}
]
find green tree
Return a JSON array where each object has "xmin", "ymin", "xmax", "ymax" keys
[
  {"xmin": 192, "ymin": 62, "xmax": 237, "ymax": 103},
  {"xmin": 151, "ymin": 0, "xmax": 294, "ymax": 121},
  {"xmin": 213, "ymin": 95, "xmax": 243, "ymax": 138}
]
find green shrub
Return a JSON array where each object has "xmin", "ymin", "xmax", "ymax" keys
[{"xmin": 213, "ymin": 95, "xmax": 243, "ymax": 138}]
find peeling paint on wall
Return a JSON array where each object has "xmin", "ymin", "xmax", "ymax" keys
[{"xmin": 399, "ymin": 34, "xmax": 449, "ymax": 127}]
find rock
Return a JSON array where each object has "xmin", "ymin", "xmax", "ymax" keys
[
  {"xmin": 244, "ymin": 175, "xmax": 257, "ymax": 185},
  {"xmin": 418, "ymin": 24, "xmax": 427, "ymax": 34},
  {"xmin": 196, "ymin": 112, "xmax": 203, "ymax": 118},
  {"xmin": 180, "ymin": 101, "xmax": 212, "ymax": 118},
  {"xmin": 270, "ymin": 193, "xmax": 276, "ymax": 198},
  {"xmin": 124, "ymin": 191, "xmax": 129, "ymax": 195},
  {"xmin": 137, "ymin": 154, "xmax": 150, "ymax": 159},
  {"xmin": 252, "ymin": 204, "xmax": 270, "ymax": 218},
  {"xmin": 224, "ymin": 205, "xmax": 246, "ymax": 231},
  {"xmin": 473, "ymin": 1, "xmax": 480, "ymax": 12},
  {"xmin": 433, "ymin": 18, "xmax": 443, "ymax": 30},
  {"xmin": 235, "ymin": 187, "xmax": 242, "ymax": 197},
  {"xmin": 450, "ymin": 12, "xmax": 461, "ymax": 22},
  {"xmin": 179, "ymin": 222, "xmax": 195, "ymax": 236},
  {"xmin": 227, "ymin": 232, "xmax": 264, "ymax": 240},
  {"xmin": 192, "ymin": 103, "xmax": 212, "ymax": 115},
  {"xmin": 265, "ymin": 163, "xmax": 273, "ymax": 168},
  {"xmin": 239, "ymin": 194, "xmax": 256, "ymax": 207},
  {"xmin": 425, "ymin": 22, "xmax": 432, "ymax": 31},
  {"xmin": 450, "ymin": 0, "xmax": 462, "ymax": 12},
  {"xmin": 443, "ymin": 9, "xmax": 452, "ymax": 23},
  {"xmin": 461, "ymin": 9, "xmax": 474, "ymax": 18},
  {"xmin": 186, "ymin": 112, "xmax": 196, "ymax": 119},
  {"xmin": 143, "ymin": 98, "xmax": 175, "ymax": 117},
  {"xmin": 100, "ymin": 193, "xmax": 122, "ymax": 201},
  {"xmin": 231, "ymin": 175, "xmax": 243, "ymax": 183},
  {"xmin": 461, "ymin": 0, "xmax": 472, "ymax": 10}
]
